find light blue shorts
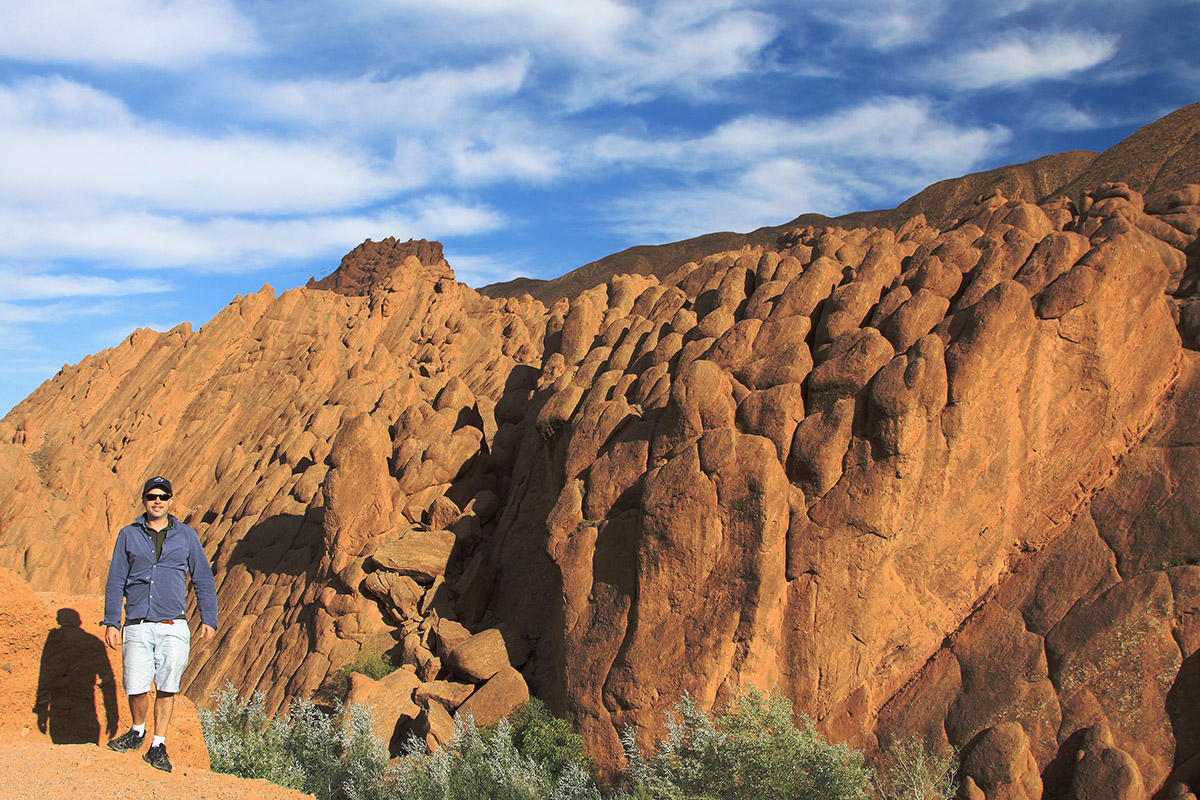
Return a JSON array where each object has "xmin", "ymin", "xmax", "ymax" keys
[{"xmin": 122, "ymin": 621, "xmax": 191, "ymax": 695}]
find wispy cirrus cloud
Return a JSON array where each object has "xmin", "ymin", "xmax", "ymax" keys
[
  {"xmin": 0, "ymin": 0, "xmax": 258, "ymax": 67},
  {"xmin": 0, "ymin": 268, "xmax": 170, "ymax": 301},
  {"xmin": 0, "ymin": 77, "xmax": 402, "ymax": 216},
  {"xmin": 363, "ymin": 0, "xmax": 775, "ymax": 108},
  {"xmin": 807, "ymin": 0, "xmax": 953, "ymax": 50},
  {"xmin": 935, "ymin": 30, "xmax": 1119, "ymax": 90},
  {"xmin": 0, "ymin": 200, "xmax": 506, "ymax": 271},
  {"xmin": 599, "ymin": 97, "xmax": 1009, "ymax": 240},
  {"xmin": 0, "ymin": 76, "xmax": 507, "ymax": 273},
  {"xmin": 442, "ymin": 252, "xmax": 531, "ymax": 288},
  {"xmin": 1024, "ymin": 100, "xmax": 1126, "ymax": 132},
  {"xmin": 588, "ymin": 98, "xmax": 1007, "ymax": 179},
  {"xmin": 246, "ymin": 54, "xmax": 533, "ymax": 133}
]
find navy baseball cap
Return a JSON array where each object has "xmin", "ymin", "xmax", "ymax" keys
[{"xmin": 143, "ymin": 476, "xmax": 173, "ymax": 496}]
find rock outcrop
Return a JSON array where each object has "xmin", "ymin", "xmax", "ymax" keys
[
  {"xmin": 0, "ymin": 238, "xmax": 547, "ymax": 719},
  {"xmin": 2, "ymin": 105, "xmax": 1200, "ymax": 799}
]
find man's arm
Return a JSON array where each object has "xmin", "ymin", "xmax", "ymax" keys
[
  {"xmin": 188, "ymin": 530, "xmax": 219, "ymax": 640},
  {"xmin": 102, "ymin": 529, "xmax": 129, "ymax": 648}
]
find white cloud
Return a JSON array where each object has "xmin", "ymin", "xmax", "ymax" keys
[
  {"xmin": 562, "ymin": 4, "xmax": 775, "ymax": 108},
  {"xmin": 589, "ymin": 97, "xmax": 1007, "ymax": 180},
  {"xmin": 1026, "ymin": 101, "xmax": 1121, "ymax": 131},
  {"xmin": 808, "ymin": 0, "xmax": 952, "ymax": 50},
  {"xmin": 369, "ymin": 0, "xmax": 638, "ymax": 58},
  {"xmin": 365, "ymin": 0, "xmax": 775, "ymax": 108},
  {"xmin": 0, "ymin": 0, "xmax": 258, "ymax": 67},
  {"xmin": 0, "ymin": 78, "xmax": 404, "ymax": 216},
  {"xmin": 0, "ymin": 267, "xmax": 170, "ymax": 300},
  {"xmin": 601, "ymin": 98, "xmax": 1009, "ymax": 241},
  {"xmin": 0, "ymin": 76, "xmax": 133, "ymax": 127},
  {"xmin": 0, "ymin": 199, "xmax": 505, "ymax": 271},
  {"xmin": 937, "ymin": 30, "xmax": 1119, "ymax": 90},
  {"xmin": 446, "ymin": 126, "xmax": 564, "ymax": 185},
  {"xmin": 248, "ymin": 55, "xmax": 532, "ymax": 132},
  {"xmin": 611, "ymin": 157, "xmax": 855, "ymax": 242},
  {"xmin": 0, "ymin": 297, "xmax": 138, "ymax": 333}
]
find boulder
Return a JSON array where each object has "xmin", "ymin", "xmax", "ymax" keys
[
  {"xmin": 369, "ymin": 530, "xmax": 457, "ymax": 585},
  {"xmin": 457, "ymin": 667, "xmax": 530, "ymax": 727},
  {"xmin": 414, "ymin": 680, "xmax": 475, "ymax": 713},
  {"xmin": 1069, "ymin": 724, "xmax": 1146, "ymax": 800},
  {"xmin": 443, "ymin": 628, "xmax": 516, "ymax": 683},
  {"xmin": 344, "ymin": 666, "xmax": 421, "ymax": 746},
  {"xmin": 959, "ymin": 723, "xmax": 1042, "ymax": 800}
]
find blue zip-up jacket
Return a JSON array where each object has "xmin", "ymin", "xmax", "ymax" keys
[{"xmin": 102, "ymin": 514, "xmax": 219, "ymax": 630}]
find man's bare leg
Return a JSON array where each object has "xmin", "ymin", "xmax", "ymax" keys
[
  {"xmin": 153, "ymin": 692, "xmax": 174, "ymax": 738},
  {"xmin": 128, "ymin": 692, "xmax": 149, "ymax": 727}
]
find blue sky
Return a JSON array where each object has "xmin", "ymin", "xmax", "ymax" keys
[{"xmin": 1, "ymin": 0, "xmax": 1197, "ymax": 415}]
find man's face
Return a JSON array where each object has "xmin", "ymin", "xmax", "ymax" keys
[{"xmin": 143, "ymin": 489, "xmax": 172, "ymax": 521}]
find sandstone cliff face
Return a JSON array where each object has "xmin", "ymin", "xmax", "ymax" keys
[
  {"xmin": 2, "ymin": 130, "xmax": 1200, "ymax": 798},
  {"xmin": 494, "ymin": 182, "xmax": 1197, "ymax": 780},
  {"xmin": 877, "ymin": 350, "xmax": 1200, "ymax": 798}
]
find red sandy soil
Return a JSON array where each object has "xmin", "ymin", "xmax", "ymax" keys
[
  {"xmin": 0, "ymin": 741, "xmax": 311, "ymax": 800},
  {"xmin": 0, "ymin": 569, "xmax": 311, "ymax": 799}
]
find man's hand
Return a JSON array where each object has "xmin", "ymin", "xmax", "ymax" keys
[
  {"xmin": 199, "ymin": 624, "xmax": 215, "ymax": 643},
  {"xmin": 103, "ymin": 626, "xmax": 120, "ymax": 650}
]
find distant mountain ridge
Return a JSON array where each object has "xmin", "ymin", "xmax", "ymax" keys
[{"xmin": 483, "ymin": 102, "xmax": 1200, "ymax": 305}]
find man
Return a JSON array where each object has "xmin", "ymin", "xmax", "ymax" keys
[{"xmin": 102, "ymin": 476, "xmax": 218, "ymax": 772}]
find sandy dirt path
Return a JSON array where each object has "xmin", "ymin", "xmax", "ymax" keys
[{"xmin": 0, "ymin": 740, "xmax": 313, "ymax": 800}]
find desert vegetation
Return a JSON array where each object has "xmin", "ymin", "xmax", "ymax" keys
[{"xmin": 201, "ymin": 684, "xmax": 956, "ymax": 800}]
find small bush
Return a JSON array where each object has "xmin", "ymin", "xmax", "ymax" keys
[
  {"xmin": 391, "ymin": 713, "xmax": 603, "ymax": 800},
  {"xmin": 870, "ymin": 737, "xmax": 958, "ymax": 800},
  {"xmin": 621, "ymin": 687, "xmax": 871, "ymax": 800},
  {"xmin": 319, "ymin": 647, "xmax": 398, "ymax": 703},
  {"xmin": 200, "ymin": 683, "xmax": 392, "ymax": 800},
  {"xmin": 509, "ymin": 697, "xmax": 595, "ymax": 782},
  {"xmin": 201, "ymin": 684, "xmax": 305, "ymax": 791}
]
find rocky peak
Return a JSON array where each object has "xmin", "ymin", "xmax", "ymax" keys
[{"xmin": 307, "ymin": 237, "xmax": 453, "ymax": 296}]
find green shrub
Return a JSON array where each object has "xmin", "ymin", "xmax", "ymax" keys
[
  {"xmin": 508, "ymin": 697, "xmax": 595, "ymax": 782},
  {"xmin": 201, "ymin": 683, "xmax": 305, "ymax": 791},
  {"xmin": 203, "ymin": 680, "xmax": 893, "ymax": 800},
  {"xmin": 621, "ymin": 687, "xmax": 871, "ymax": 800},
  {"xmin": 870, "ymin": 737, "xmax": 958, "ymax": 800},
  {"xmin": 319, "ymin": 647, "xmax": 398, "ymax": 703},
  {"xmin": 391, "ymin": 712, "xmax": 603, "ymax": 800},
  {"xmin": 351, "ymin": 648, "xmax": 397, "ymax": 680},
  {"xmin": 200, "ymin": 683, "xmax": 392, "ymax": 800}
]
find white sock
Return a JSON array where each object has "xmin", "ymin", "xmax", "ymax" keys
[
  {"xmin": 131, "ymin": 723, "xmax": 146, "ymax": 735},
  {"xmin": 152, "ymin": 735, "xmax": 166, "ymax": 747}
]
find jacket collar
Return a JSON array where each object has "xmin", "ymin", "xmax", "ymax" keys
[{"xmin": 136, "ymin": 514, "xmax": 176, "ymax": 534}]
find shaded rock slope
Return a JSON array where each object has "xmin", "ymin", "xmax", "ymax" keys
[{"xmin": 2, "ymin": 107, "xmax": 1200, "ymax": 798}]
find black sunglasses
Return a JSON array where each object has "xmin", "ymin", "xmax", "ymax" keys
[{"xmin": 144, "ymin": 493, "xmax": 171, "ymax": 501}]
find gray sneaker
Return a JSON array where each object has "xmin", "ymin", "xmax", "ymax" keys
[
  {"xmin": 143, "ymin": 743, "xmax": 172, "ymax": 772},
  {"xmin": 107, "ymin": 728, "xmax": 145, "ymax": 752}
]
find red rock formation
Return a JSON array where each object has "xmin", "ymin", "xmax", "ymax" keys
[
  {"xmin": 502, "ymin": 182, "xmax": 1195, "ymax": 782},
  {"xmin": 0, "ymin": 239, "xmax": 547, "ymax": 718},
  {"xmin": 2, "ymin": 108, "xmax": 1200, "ymax": 800}
]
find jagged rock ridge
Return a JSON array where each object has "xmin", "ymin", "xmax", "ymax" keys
[{"xmin": 2, "ymin": 108, "xmax": 1200, "ymax": 798}]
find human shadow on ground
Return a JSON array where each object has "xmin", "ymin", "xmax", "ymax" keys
[{"xmin": 34, "ymin": 608, "xmax": 119, "ymax": 745}]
